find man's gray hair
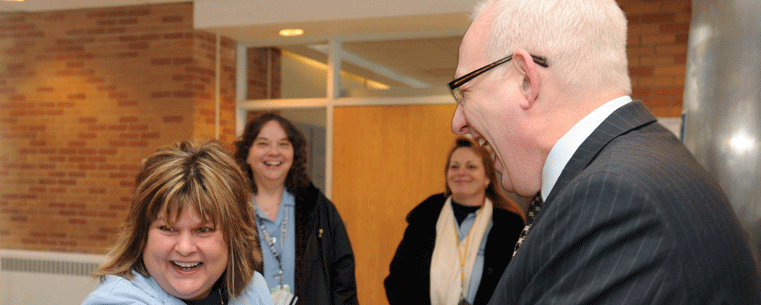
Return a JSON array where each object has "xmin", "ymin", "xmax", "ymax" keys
[{"xmin": 472, "ymin": 0, "xmax": 632, "ymax": 97}]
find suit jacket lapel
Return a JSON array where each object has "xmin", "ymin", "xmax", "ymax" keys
[{"xmin": 543, "ymin": 100, "xmax": 657, "ymax": 206}]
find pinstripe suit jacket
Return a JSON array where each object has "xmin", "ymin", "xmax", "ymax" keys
[{"xmin": 487, "ymin": 101, "xmax": 761, "ymax": 304}]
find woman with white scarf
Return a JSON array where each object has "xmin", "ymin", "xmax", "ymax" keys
[{"xmin": 384, "ymin": 137, "xmax": 525, "ymax": 305}]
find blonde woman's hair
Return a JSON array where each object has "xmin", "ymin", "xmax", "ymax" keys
[{"xmin": 94, "ymin": 140, "xmax": 261, "ymax": 299}]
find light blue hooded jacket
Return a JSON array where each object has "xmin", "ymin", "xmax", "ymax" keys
[{"xmin": 82, "ymin": 270, "xmax": 273, "ymax": 305}]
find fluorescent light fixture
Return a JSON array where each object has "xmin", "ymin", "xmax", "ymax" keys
[{"xmin": 279, "ymin": 29, "xmax": 304, "ymax": 37}]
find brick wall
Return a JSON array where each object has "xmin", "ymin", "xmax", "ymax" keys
[
  {"xmin": 619, "ymin": 0, "xmax": 691, "ymax": 117},
  {"xmin": 0, "ymin": 3, "xmax": 238, "ymax": 254},
  {"xmin": 247, "ymin": 47, "xmax": 281, "ymax": 100}
]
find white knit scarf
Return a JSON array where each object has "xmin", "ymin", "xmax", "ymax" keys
[{"xmin": 430, "ymin": 196, "xmax": 493, "ymax": 305}]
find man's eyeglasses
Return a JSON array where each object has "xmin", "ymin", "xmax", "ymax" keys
[{"xmin": 448, "ymin": 54, "xmax": 549, "ymax": 104}]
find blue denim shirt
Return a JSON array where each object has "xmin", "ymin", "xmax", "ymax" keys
[{"xmin": 254, "ymin": 189, "xmax": 296, "ymax": 293}]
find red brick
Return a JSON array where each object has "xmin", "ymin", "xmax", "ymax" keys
[
  {"xmin": 660, "ymin": 22, "xmax": 690, "ymax": 33},
  {"xmin": 120, "ymin": 164, "xmax": 140, "ymax": 171},
  {"xmin": 641, "ymin": 34, "xmax": 675, "ymax": 45},
  {"xmin": 99, "ymin": 164, "xmax": 118, "ymax": 170},
  {"xmin": 119, "ymin": 18, "xmax": 138, "ymax": 25},
  {"xmin": 654, "ymin": 87, "xmax": 684, "ymax": 96},
  {"xmin": 89, "ymin": 188, "xmax": 106, "ymax": 194},
  {"xmin": 653, "ymin": 65, "xmax": 686, "ymax": 75},
  {"xmin": 78, "ymin": 164, "xmax": 97, "ymax": 170},
  {"xmin": 129, "ymin": 140, "xmax": 149, "ymax": 147},
  {"xmin": 151, "ymin": 91, "xmax": 171, "ymax": 98},
  {"xmin": 109, "ymin": 92, "xmax": 128, "ymax": 99},
  {"xmin": 173, "ymin": 57, "xmax": 193, "ymax": 65},
  {"xmin": 97, "ymin": 20, "xmax": 117, "ymax": 26},
  {"xmin": 48, "ymin": 156, "xmax": 65, "ymax": 162},
  {"xmin": 40, "ymin": 239, "xmax": 58, "ymax": 246},
  {"xmin": 151, "ymin": 58, "xmax": 171, "ymax": 65},
  {"xmin": 49, "ymin": 202, "xmax": 67, "ymax": 209},
  {"xmin": 173, "ymin": 91, "xmax": 193, "ymax": 98},
  {"xmin": 79, "ymin": 117, "xmax": 98, "ymax": 123},
  {"xmin": 119, "ymin": 117, "xmax": 139, "ymax": 123},
  {"xmin": 68, "ymin": 93, "xmax": 86, "ymax": 100},
  {"xmin": 128, "ymin": 42, "xmax": 150, "ymax": 50},
  {"xmin": 142, "ymin": 132, "xmax": 160, "ymax": 139},
  {"xmin": 163, "ymin": 115, "xmax": 183, "ymax": 123},
  {"xmin": 109, "ymin": 204, "xmax": 128, "ymax": 210},
  {"xmin": 68, "ymin": 156, "xmax": 86, "ymax": 163},
  {"xmin": 109, "ymin": 140, "xmax": 128, "ymax": 147},
  {"xmin": 129, "ymin": 124, "xmax": 148, "ymax": 131},
  {"xmin": 88, "ymin": 156, "xmax": 107, "ymax": 163},
  {"xmin": 162, "ymin": 16, "xmax": 183, "ymax": 23},
  {"xmin": 656, "ymin": 45, "xmax": 688, "ymax": 55},
  {"xmin": 140, "ymin": 34, "xmax": 161, "ymax": 41},
  {"xmin": 69, "ymin": 141, "xmax": 85, "ymax": 147},
  {"xmin": 19, "ymin": 194, "xmax": 37, "ymax": 200},
  {"xmin": 49, "ymin": 187, "xmax": 66, "ymax": 193},
  {"xmin": 109, "ymin": 172, "xmax": 129, "ymax": 179}
]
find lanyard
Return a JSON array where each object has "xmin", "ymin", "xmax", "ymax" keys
[
  {"xmin": 453, "ymin": 208, "xmax": 479, "ymax": 305},
  {"xmin": 258, "ymin": 205, "xmax": 289, "ymax": 288}
]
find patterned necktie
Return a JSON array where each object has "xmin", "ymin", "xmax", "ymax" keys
[{"xmin": 512, "ymin": 193, "xmax": 543, "ymax": 257}]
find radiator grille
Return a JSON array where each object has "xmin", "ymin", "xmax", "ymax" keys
[{"xmin": 1, "ymin": 257, "xmax": 99, "ymax": 277}]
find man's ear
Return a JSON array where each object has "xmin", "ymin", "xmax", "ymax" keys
[{"xmin": 512, "ymin": 48, "xmax": 541, "ymax": 110}]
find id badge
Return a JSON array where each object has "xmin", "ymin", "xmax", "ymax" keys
[{"xmin": 271, "ymin": 285, "xmax": 298, "ymax": 305}]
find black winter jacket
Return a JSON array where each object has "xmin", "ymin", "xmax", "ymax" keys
[
  {"xmin": 293, "ymin": 184, "xmax": 358, "ymax": 305},
  {"xmin": 384, "ymin": 193, "xmax": 524, "ymax": 305}
]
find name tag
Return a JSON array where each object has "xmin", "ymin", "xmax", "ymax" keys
[{"xmin": 271, "ymin": 285, "xmax": 298, "ymax": 305}]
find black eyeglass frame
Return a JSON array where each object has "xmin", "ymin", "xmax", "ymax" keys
[{"xmin": 448, "ymin": 54, "xmax": 549, "ymax": 103}]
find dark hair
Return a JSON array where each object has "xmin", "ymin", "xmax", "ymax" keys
[
  {"xmin": 444, "ymin": 137, "xmax": 525, "ymax": 220},
  {"xmin": 234, "ymin": 112, "xmax": 312, "ymax": 199},
  {"xmin": 94, "ymin": 140, "xmax": 261, "ymax": 299}
]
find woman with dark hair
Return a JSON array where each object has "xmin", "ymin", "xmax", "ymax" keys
[
  {"xmin": 384, "ymin": 136, "xmax": 525, "ymax": 305},
  {"xmin": 234, "ymin": 112, "xmax": 358, "ymax": 305},
  {"xmin": 83, "ymin": 140, "xmax": 272, "ymax": 305}
]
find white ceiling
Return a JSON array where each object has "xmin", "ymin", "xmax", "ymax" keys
[{"xmin": 0, "ymin": 0, "xmax": 466, "ymax": 93}]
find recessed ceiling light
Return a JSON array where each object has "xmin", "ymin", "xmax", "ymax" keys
[
  {"xmin": 279, "ymin": 29, "xmax": 304, "ymax": 37},
  {"xmin": 3, "ymin": 0, "xmax": 25, "ymax": 2}
]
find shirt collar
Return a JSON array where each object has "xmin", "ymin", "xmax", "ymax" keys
[
  {"xmin": 254, "ymin": 188, "xmax": 295, "ymax": 221},
  {"xmin": 541, "ymin": 96, "xmax": 633, "ymax": 201}
]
